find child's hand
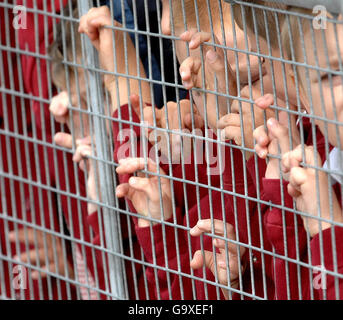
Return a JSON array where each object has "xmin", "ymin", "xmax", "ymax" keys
[
  {"xmin": 179, "ymin": 30, "xmax": 237, "ymax": 130},
  {"xmin": 49, "ymin": 91, "xmax": 90, "ymax": 141},
  {"xmin": 79, "ymin": 6, "xmax": 150, "ymax": 110},
  {"xmin": 72, "ymin": 136, "xmax": 98, "ymax": 215},
  {"xmin": 190, "ymin": 219, "xmax": 246, "ymax": 300},
  {"xmin": 8, "ymin": 228, "xmax": 74, "ymax": 280},
  {"xmin": 115, "ymin": 158, "xmax": 173, "ymax": 227},
  {"xmin": 253, "ymin": 94, "xmax": 300, "ymax": 179},
  {"xmin": 282, "ymin": 145, "xmax": 343, "ymax": 237},
  {"xmin": 217, "ymin": 85, "xmax": 275, "ymax": 160},
  {"xmin": 130, "ymin": 95, "xmax": 204, "ymax": 162},
  {"xmin": 49, "ymin": 91, "xmax": 69, "ymax": 125}
]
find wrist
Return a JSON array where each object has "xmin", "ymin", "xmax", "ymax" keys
[{"xmin": 265, "ymin": 159, "xmax": 281, "ymax": 179}]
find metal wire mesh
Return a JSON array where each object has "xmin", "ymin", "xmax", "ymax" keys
[{"xmin": 0, "ymin": 0, "xmax": 342, "ymax": 300}]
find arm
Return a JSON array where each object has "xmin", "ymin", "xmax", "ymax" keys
[{"xmin": 78, "ymin": 6, "xmax": 151, "ymax": 114}]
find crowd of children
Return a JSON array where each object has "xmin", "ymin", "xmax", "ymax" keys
[{"xmin": 1, "ymin": 0, "xmax": 342, "ymax": 300}]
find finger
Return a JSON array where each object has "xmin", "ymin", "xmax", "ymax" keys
[
  {"xmin": 79, "ymin": 7, "xmax": 112, "ymax": 42},
  {"xmin": 9, "ymin": 228, "xmax": 43, "ymax": 246},
  {"xmin": 14, "ymin": 248, "xmax": 47, "ymax": 266},
  {"xmin": 116, "ymin": 157, "xmax": 159, "ymax": 175},
  {"xmin": 282, "ymin": 145, "xmax": 316, "ymax": 173},
  {"xmin": 213, "ymin": 238, "xmax": 245, "ymax": 257},
  {"xmin": 254, "ymin": 94, "xmax": 274, "ymax": 110},
  {"xmin": 190, "ymin": 219, "xmax": 235, "ymax": 238},
  {"xmin": 54, "ymin": 132, "xmax": 73, "ymax": 149},
  {"xmin": 287, "ymin": 182, "xmax": 302, "ymax": 198},
  {"xmin": 127, "ymin": 176, "xmax": 156, "ymax": 200},
  {"xmin": 180, "ymin": 29, "xmax": 211, "ymax": 49},
  {"xmin": 115, "ymin": 183, "xmax": 130, "ymax": 199},
  {"xmin": 49, "ymin": 92, "xmax": 69, "ymax": 124},
  {"xmin": 189, "ymin": 32, "xmax": 212, "ymax": 50},
  {"xmin": 253, "ymin": 125, "xmax": 269, "ymax": 148},
  {"xmin": 190, "ymin": 250, "xmax": 214, "ymax": 271},
  {"xmin": 179, "ymin": 28, "xmax": 198, "ymax": 42},
  {"xmin": 179, "ymin": 57, "xmax": 202, "ymax": 89},
  {"xmin": 266, "ymin": 118, "xmax": 291, "ymax": 155},
  {"xmin": 217, "ymin": 113, "xmax": 241, "ymax": 130},
  {"xmin": 221, "ymin": 127, "xmax": 242, "ymax": 146},
  {"xmin": 72, "ymin": 144, "xmax": 92, "ymax": 163},
  {"xmin": 76, "ymin": 136, "xmax": 92, "ymax": 147},
  {"xmin": 289, "ymin": 166, "xmax": 308, "ymax": 193}
]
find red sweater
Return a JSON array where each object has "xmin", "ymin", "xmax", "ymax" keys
[
  {"xmin": 0, "ymin": 1, "xmax": 76, "ymax": 300},
  {"xmin": 262, "ymin": 121, "xmax": 343, "ymax": 300},
  {"xmin": 16, "ymin": 0, "xmax": 111, "ymax": 299},
  {"xmin": 111, "ymin": 103, "xmax": 275, "ymax": 299}
]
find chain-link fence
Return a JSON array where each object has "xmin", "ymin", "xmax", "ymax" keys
[{"xmin": 0, "ymin": 0, "xmax": 342, "ymax": 300}]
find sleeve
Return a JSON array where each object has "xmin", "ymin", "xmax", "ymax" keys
[
  {"xmin": 134, "ymin": 209, "xmax": 194, "ymax": 300},
  {"xmin": 262, "ymin": 178, "xmax": 309, "ymax": 300},
  {"xmin": 310, "ymin": 226, "xmax": 343, "ymax": 300}
]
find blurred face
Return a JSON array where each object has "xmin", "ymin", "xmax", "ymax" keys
[
  {"xmin": 246, "ymin": 28, "xmax": 298, "ymax": 106},
  {"xmin": 299, "ymin": 16, "xmax": 343, "ymax": 148}
]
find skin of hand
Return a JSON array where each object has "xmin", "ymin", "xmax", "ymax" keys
[
  {"xmin": 217, "ymin": 86, "xmax": 275, "ymax": 161},
  {"xmin": 72, "ymin": 136, "xmax": 99, "ymax": 215},
  {"xmin": 179, "ymin": 29, "xmax": 237, "ymax": 130},
  {"xmin": 282, "ymin": 145, "xmax": 343, "ymax": 237},
  {"xmin": 253, "ymin": 94, "xmax": 300, "ymax": 179},
  {"xmin": 190, "ymin": 219, "xmax": 247, "ymax": 300},
  {"xmin": 8, "ymin": 228, "xmax": 74, "ymax": 280},
  {"xmin": 49, "ymin": 90, "xmax": 90, "ymax": 143},
  {"xmin": 78, "ymin": 6, "xmax": 151, "ymax": 113},
  {"xmin": 130, "ymin": 94, "xmax": 204, "ymax": 163},
  {"xmin": 115, "ymin": 157, "xmax": 173, "ymax": 228}
]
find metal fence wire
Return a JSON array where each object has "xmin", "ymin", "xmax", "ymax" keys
[{"xmin": 0, "ymin": 0, "xmax": 343, "ymax": 300}]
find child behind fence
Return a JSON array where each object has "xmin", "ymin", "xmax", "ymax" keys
[
  {"xmin": 214, "ymin": 0, "xmax": 343, "ymax": 300},
  {"xmin": 48, "ymin": 4, "xmax": 158, "ymax": 300},
  {"xmin": 80, "ymin": 0, "xmax": 280, "ymax": 300},
  {"xmin": 276, "ymin": 7, "xmax": 343, "ymax": 299}
]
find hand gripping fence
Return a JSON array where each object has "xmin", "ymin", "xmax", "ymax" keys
[{"xmin": 0, "ymin": 0, "xmax": 343, "ymax": 300}]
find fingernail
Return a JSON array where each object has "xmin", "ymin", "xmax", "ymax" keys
[
  {"xmin": 255, "ymin": 96, "xmax": 265, "ymax": 105},
  {"xmin": 207, "ymin": 50, "xmax": 217, "ymax": 63},
  {"xmin": 180, "ymin": 71, "xmax": 187, "ymax": 79}
]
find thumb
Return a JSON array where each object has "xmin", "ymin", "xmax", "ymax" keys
[
  {"xmin": 254, "ymin": 94, "xmax": 274, "ymax": 110},
  {"xmin": 54, "ymin": 132, "xmax": 73, "ymax": 149},
  {"xmin": 190, "ymin": 250, "xmax": 215, "ymax": 274}
]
